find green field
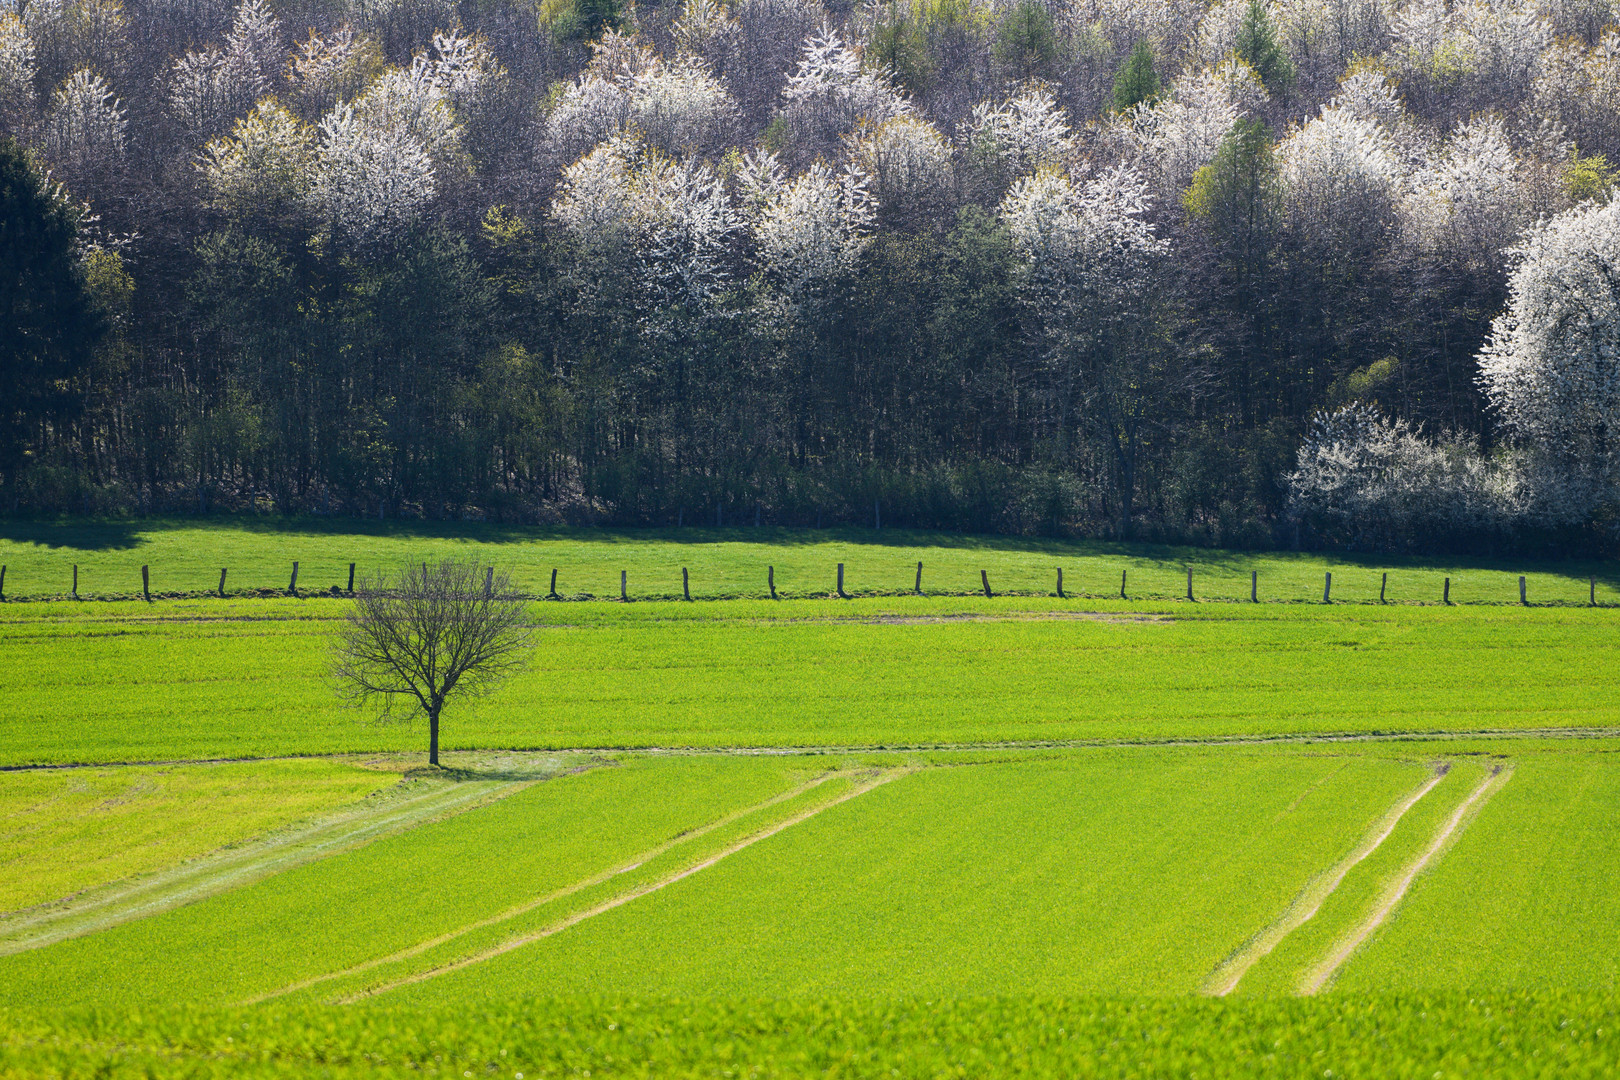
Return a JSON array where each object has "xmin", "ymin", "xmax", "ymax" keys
[{"xmin": 2, "ymin": 522, "xmax": 1618, "ymax": 1076}]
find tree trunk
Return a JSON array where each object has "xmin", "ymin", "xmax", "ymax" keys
[{"xmin": 429, "ymin": 709, "xmax": 440, "ymax": 766}]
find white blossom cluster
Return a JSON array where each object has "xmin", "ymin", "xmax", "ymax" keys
[
  {"xmin": 286, "ymin": 25, "xmax": 380, "ymax": 119},
  {"xmin": 1389, "ymin": 0, "xmax": 1552, "ymax": 105},
  {"xmin": 1000, "ymin": 163, "xmax": 1168, "ymax": 305},
  {"xmin": 199, "ymin": 98, "xmax": 312, "ymax": 219},
  {"xmin": 779, "ymin": 26, "xmax": 909, "ymax": 155},
  {"xmin": 1402, "ymin": 114, "xmax": 1531, "ymax": 266},
  {"xmin": 1287, "ymin": 404, "xmax": 1509, "ymax": 548},
  {"xmin": 45, "ymin": 67, "xmax": 125, "ymax": 173},
  {"xmin": 1277, "ymin": 98, "xmax": 1399, "ymax": 211},
  {"xmin": 742, "ymin": 149, "xmax": 876, "ymax": 296},
  {"xmin": 1477, "ymin": 198, "xmax": 1620, "ymax": 520},
  {"xmin": 1533, "ymin": 29, "xmax": 1620, "ymax": 160},
  {"xmin": 847, "ymin": 113, "xmax": 951, "ymax": 204},
  {"xmin": 0, "ymin": 9, "xmax": 35, "ymax": 126},
  {"xmin": 1117, "ymin": 58, "xmax": 1266, "ymax": 197},
  {"xmin": 962, "ymin": 88, "xmax": 1075, "ymax": 187},
  {"xmin": 168, "ymin": 0, "xmax": 280, "ymax": 144}
]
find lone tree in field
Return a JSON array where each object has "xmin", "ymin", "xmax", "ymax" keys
[{"xmin": 332, "ymin": 558, "xmax": 532, "ymax": 766}]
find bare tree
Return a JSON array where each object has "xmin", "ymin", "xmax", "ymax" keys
[{"xmin": 332, "ymin": 557, "xmax": 532, "ymax": 766}]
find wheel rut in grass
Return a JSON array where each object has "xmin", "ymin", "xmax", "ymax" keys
[
  {"xmin": 1299, "ymin": 762, "xmax": 1513, "ymax": 995},
  {"xmin": 0, "ymin": 768, "xmax": 580, "ymax": 956},
  {"xmin": 339, "ymin": 767, "xmax": 910, "ymax": 1002},
  {"xmin": 243, "ymin": 769, "xmax": 848, "ymax": 1005},
  {"xmin": 1202, "ymin": 761, "xmax": 1450, "ymax": 996}
]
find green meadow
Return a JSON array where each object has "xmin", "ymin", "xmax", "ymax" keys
[{"xmin": 2, "ymin": 521, "xmax": 1618, "ymax": 1076}]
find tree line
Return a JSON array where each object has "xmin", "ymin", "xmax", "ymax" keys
[{"xmin": 1, "ymin": 0, "xmax": 1617, "ymax": 551}]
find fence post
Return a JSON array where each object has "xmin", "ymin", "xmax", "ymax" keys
[
  {"xmin": 1251, "ymin": 570, "xmax": 1257, "ymax": 603},
  {"xmin": 1120, "ymin": 569, "xmax": 1127, "ymax": 600},
  {"xmin": 621, "ymin": 570, "xmax": 627, "ymax": 601},
  {"xmin": 1444, "ymin": 577, "xmax": 1451, "ymax": 605},
  {"xmin": 347, "ymin": 563, "xmax": 355, "ymax": 593},
  {"xmin": 484, "ymin": 566, "xmax": 494, "ymax": 598},
  {"xmin": 1186, "ymin": 567, "xmax": 1193, "ymax": 601},
  {"xmin": 1592, "ymin": 577, "xmax": 1598, "ymax": 607},
  {"xmin": 1381, "ymin": 572, "xmax": 1387, "ymax": 604},
  {"xmin": 837, "ymin": 563, "xmax": 848, "ymax": 599},
  {"xmin": 288, "ymin": 562, "xmax": 299, "ymax": 595},
  {"xmin": 0, "ymin": 565, "xmax": 5, "ymax": 600},
  {"xmin": 142, "ymin": 565, "xmax": 151, "ymax": 603},
  {"xmin": 768, "ymin": 565, "xmax": 776, "ymax": 600},
  {"xmin": 914, "ymin": 561, "xmax": 923, "ymax": 596},
  {"xmin": 549, "ymin": 568, "xmax": 559, "ymax": 599},
  {"xmin": 1056, "ymin": 567, "xmax": 1064, "ymax": 599},
  {"xmin": 683, "ymin": 567, "xmax": 691, "ymax": 602},
  {"xmin": 1324, "ymin": 572, "xmax": 1332, "ymax": 604},
  {"xmin": 1519, "ymin": 575, "xmax": 1527, "ymax": 606},
  {"xmin": 981, "ymin": 570, "xmax": 992, "ymax": 598},
  {"xmin": 219, "ymin": 568, "xmax": 227, "ymax": 597},
  {"xmin": 73, "ymin": 564, "xmax": 78, "ymax": 599}
]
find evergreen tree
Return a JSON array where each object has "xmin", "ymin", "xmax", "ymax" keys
[
  {"xmin": 1234, "ymin": 0, "xmax": 1294, "ymax": 96},
  {"xmin": 0, "ymin": 137, "xmax": 102, "ymax": 492},
  {"xmin": 1112, "ymin": 40, "xmax": 1162, "ymax": 113}
]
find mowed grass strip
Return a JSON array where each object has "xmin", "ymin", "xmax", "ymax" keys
[
  {"xmin": 0, "ymin": 755, "xmax": 819, "ymax": 1009},
  {"xmin": 0, "ymin": 760, "xmax": 394, "ymax": 915},
  {"xmin": 3, "ymin": 599, "xmax": 1619, "ymax": 765},
  {"xmin": 387, "ymin": 748, "xmax": 1429, "ymax": 1000},
  {"xmin": 1331, "ymin": 750, "xmax": 1620, "ymax": 992},
  {"xmin": 1, "ymin": 518, "xmax": 1615, "ymax": 605}
]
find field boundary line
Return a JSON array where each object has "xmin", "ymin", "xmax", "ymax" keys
[
  {"xmin": 9, "ymin": 727, "xmax": 1619, "ymax": 772},
  {"xmin": 0, "ymin": 770, "xmax": 579, "ymax": 956},
  {"xmin": 242, "ymin": 770, "xmax": 845, "ymax": 1005},
  {"xmin": 1299, "ymin": 762, "xmax": 1513, "ymax": 995},
  {"xmin": 341, "ymin": 767, "xmax": 910, "ymax": 1002},
  {"xmin": 1202, "ymin": 761, "xmax": 1450, "ymax": 996}
]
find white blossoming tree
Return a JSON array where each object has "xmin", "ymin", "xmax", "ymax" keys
[
  {"xmin": 1116, "ymin": 58, "xmax": 1266, "ymax": 200},
  {"xmin": 847, "ymin": 113, "xmax": 951, "ymax": 218},
  {"xmin": 779, "ymin": 26, "xmax": 909, "ymax": 163},
  {"xmin": 1000, "ymin": 163, "xmax": 1174, "ymax": 533},
  {"xmin": 960, "ymin": 88, "xmax": 1075, "ymax": 201},
  {"xmin": 200, "ymin": 98, "xmax": 313, "ymax": 224},
  {"xmin": 744, "ymin": 151, "xmax": 876, "ymax": 300},
  {"xmin": 287, "ymin": 25, "xmax": 383, "ymax": 119},
  {"xmin": 45, "ymin": 68, "xmax": 126, "ymax": 178},
  {"xmin": 0, "ymin": 10, "xmax": 35, "ymax": 131},
  {"xmin": 309, "ymin": 103, "xmax": 436, "ymax": 244},
  {"xmin": 168, "ymin": 0, "xmax": 281, "ymax": 144},
  {"xmin": 1477, "ymin": 198, "xmax": 1620, "ymax": 522}
]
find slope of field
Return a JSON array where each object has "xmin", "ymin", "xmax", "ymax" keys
[
  {"xmin": 1, "ymin": 518, "xmax": 1614, "ymax": 604},
  {"xmin": 0, "ymin": 755, "xmax": 820, "ymax": 1009},
  {"xmin": 0, "ymin": 759, "xmax": 394, "ymax": 915},
  {"xmin": 1331, "ymin": 750, "xmax": 1620, "ymax": 992},
  {"xmin": 2, "ymin": 597, "xmax": 1618, "ymax": 765},
  {"xmin": 377, "ymin": 748, "xmax": 1426, "ymax": 1000},
  {"xmin": 4, "ymin": 993, "xmax": 1617, "ymax": 1079}
]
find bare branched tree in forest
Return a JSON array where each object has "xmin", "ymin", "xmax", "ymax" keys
[{"xmin": 332, "ymin": 558, "xmax": 532, "ymax": 766}]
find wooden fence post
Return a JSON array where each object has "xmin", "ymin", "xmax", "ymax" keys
[
  {"xmin": 484, "ymin": 566, "xmax": 494, "ymax": 598},
  {"xmin": 981, "ymin": 570, "xmax": 992, "ymax": 598},
  {"xmin": 142, "ymin": 565, "xmax": 150, "ymax": 602},
  {"xmin": 288, "ymin": 562, "xmax": 299, "ymax": 595},
  {"xmin": 1443, "ymin": 577, "xmax": 1450, "ymax": 604},
  {"xmin": 1324, "ymin": 572, "xmax": 1332, "ymax": 604},
  {"xmin": 219, "ymin": 568, "xmax": 228, "ymax": 597},
  {"xmin": 347, "ymin": 563, "xmax": 356, "ymax": 593},
  {"xmin": 1120, "ymin": 569, "xmax": 1127, "ymax": 600},
  {"xmin": 683, "ymin": 567, "xmax": 691, "ymax": 601},
  {"xmin": 837, "ymin": 563, "xmax": 848, "ymax": 599},
  {"xmin": 1056, "ymin": 567, "xmax": 1064, "ymax": 599},
  {"xmin": 1519, "ymin": 575, "xmax": 1527, "ymax": 606},
  {"xmin": 549, "ymin": 568, "xmax": 558, "ymax": 599},
  {"xmin": 1380, "ymin": 572, "xmax": 1387, "ymax": 604},
  {"xmin": 1186, "ymin": 567, "xmax": 1193, "ymax": 601},
  {"xmin": 914, "ymin": 561, "xmax": 923, "ymax": 596},
  {"xmin": 621, "ymin": 570, "xmax": 628, "ymax": 601},
  {"xmin": 768, "ymin": 566, "xmax": 776, "ymax": 600},
  {"xmin": 1251, "ymin": 570, "xmax": 1257, "ymax": 603},
  {"xmin": 72, "ymin": 564, "xmax": 78, "ymax": 599}
]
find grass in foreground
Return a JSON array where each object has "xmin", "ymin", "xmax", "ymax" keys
[
  {"xmin": 2, "ymin": 597, "xmax": 1618, "ymax": 765},
  {"xmin": 1, "ymin": 517, "xmax": 1615, "ymax": 605},
  {"xmin": 1, "ymin": 994, "xmax": 1614, "ymax": 1078}
]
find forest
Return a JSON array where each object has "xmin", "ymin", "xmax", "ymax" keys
[{"xmin": 1, "ymin": 0, "xmax": 1617, "ymax": 551}]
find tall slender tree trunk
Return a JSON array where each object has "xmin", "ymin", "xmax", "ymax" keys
[{"xmin": 429, "ymin": 709, "xmax": 440, "ymax": 766}]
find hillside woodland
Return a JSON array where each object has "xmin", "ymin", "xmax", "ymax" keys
[{"xmin": 2, "ymin": 0, "xmax": 1618, "ymax": 550}]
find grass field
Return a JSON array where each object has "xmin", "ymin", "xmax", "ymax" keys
[
  {"xmin": 3, "ymin": 597, "xmax": 1619, "ymax": 765},
  {"xmin": 2, "ymin": 521, "xmax": 1618, "ymax": 1076},
  {"xmin": 2, "ymin": 517, "xmax": 1616, "ymax": 604}
]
